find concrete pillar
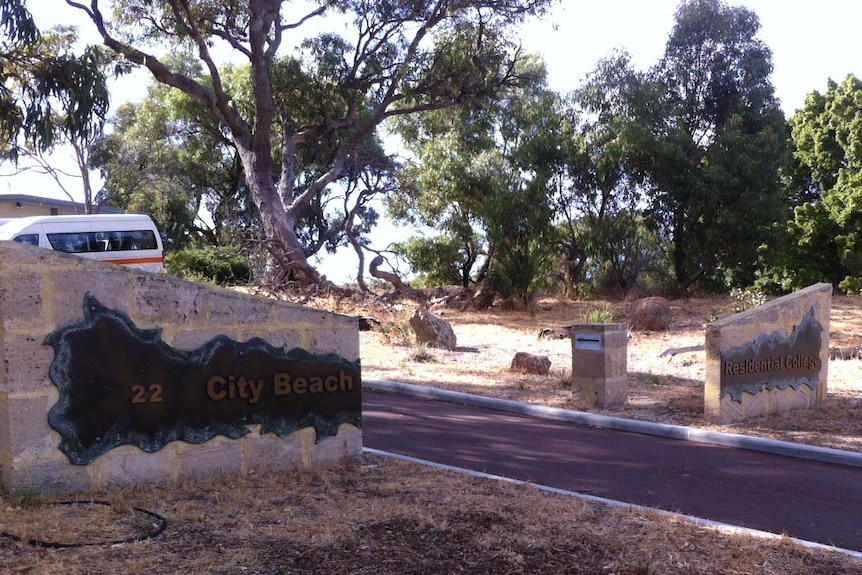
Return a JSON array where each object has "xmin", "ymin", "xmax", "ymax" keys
[{"xmin": 570, "ymin": 323, "xmax": 628, "ymax": 408}]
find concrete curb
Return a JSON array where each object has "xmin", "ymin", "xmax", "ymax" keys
[
  {"xmin": 364, "ymin": 447, "xmax": 862, "ymax": 560},
  {"xmin": 364, "ymin": 378, "xmax": 862, "ymax": 469}
]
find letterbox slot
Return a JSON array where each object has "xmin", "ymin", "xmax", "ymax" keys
[{"xmin": 575, "ymin": 333, "xmax": 602, "ymax": 351}]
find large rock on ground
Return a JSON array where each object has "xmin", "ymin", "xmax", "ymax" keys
[
  {"xmin": 630, "ymin": 297, "xmax": 672, "ymax": 331},
  {"xmin": 510, "ymin": 352, "xmax": 551, "ymax": 375},
  {"xmin": 409, "ymin": 307, "xmax": 457, "ymax": 350}
]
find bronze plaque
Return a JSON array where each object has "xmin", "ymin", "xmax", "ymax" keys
[
  {"xmin": 720, "ymin": 306, "xmax": 822, "ymax": 402},
  {"xmin": 45, "ymin": 293, "xmax": 361, "ymax": 465}
]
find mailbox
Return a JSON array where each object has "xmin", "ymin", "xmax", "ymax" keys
[{"xmin": 570, "ymin": 323, "xmax": 627, "ymax": 408}]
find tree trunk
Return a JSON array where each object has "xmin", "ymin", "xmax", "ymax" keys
[{"xmin": 238, "ymin": 144, "xmax": 321, "ymax": 288}]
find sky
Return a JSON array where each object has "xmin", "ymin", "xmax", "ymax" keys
[
  {"xmin": 518, "ymin": 0, "xmax": 861, "ymax": 115},
  {"xmin": 7, "ymin": 0, "xmax": 862, "ymax": 282}
]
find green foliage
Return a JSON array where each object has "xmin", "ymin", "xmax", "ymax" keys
[
  {"xmin": 396, "ymin": 234, "xmax": 482, "ymax": 288},
  {"xmin": 166, "ymin": 245, "xmax": 251, "ymax": 286},
  {"xmin": 730, "ymin": 286, "xmax": 767, "ymax": 313},
  {"xmin": 630, "ymin": 0, "xmax": 788, "ymax": 291},
  {"xmin": 73, "ymin": 0, "xmax": 555, "ymax": 284},
  {"xmin": 584, "ymin": 303, "xmax": 615, "ymax": 324},
  {"xmin": 763, "ymin": 74, "xmax": 862, "ymax": 292},
  {"xmin": 13, "ymin": 488, "xmax": 41, "ymax": 510},
  {"xmin": 93, "ymin": 63, "xmax": 259, "ymax": 249},
  {"xmin": 389, "ymin": 55, "xmax": 554, "ymax": 290},
  {"xmin": 485, "ymin": 182, "xmax": 557, "ymax": 306},
  {"xmin": 1, "ymin": 4, "xmax": 109, "ymax": 155}
]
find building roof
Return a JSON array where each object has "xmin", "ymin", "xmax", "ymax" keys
[{"xmin": 0, "ymin": 193, "xmax": 124, "ymax": 214}]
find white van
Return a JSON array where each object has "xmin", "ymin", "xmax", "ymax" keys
[{"xmin": 0, "ymin": 214, "xmax": 165, "ymax": 272}]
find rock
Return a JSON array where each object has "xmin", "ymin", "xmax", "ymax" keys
[
  {"xmin": 630, "ymin": 296, "xmax": 672, "ymax": 331},
  {"xmin": 409, "ymin": 307, "xmax": 457, "ymax": 350},
  {"xmin": 510, "ymin": 352, "xmax": 551, "ymax": 375}
]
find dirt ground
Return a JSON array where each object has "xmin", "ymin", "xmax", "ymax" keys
[{"xmin": 1, "ymin": 293, "xmax": 860, "ymax": 574}]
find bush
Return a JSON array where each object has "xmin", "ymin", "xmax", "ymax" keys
[
  {"xmin": 166, "ymin": 245, "xmax": 251, "ymax": 286},
  {"xmin": 584, "ymin": 303, "xmax": 615, "ymax": 323}
]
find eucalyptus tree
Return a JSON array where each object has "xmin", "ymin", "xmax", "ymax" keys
[
  {"xmin": 91, "ymin": 72, "xmax": 229, "ymax": 248},
  {"xmin": 96, "ymin": 59, "xmax": 385, "ymax": 290},
  {"xmin": 1, "ymin": 0, "xmax": 109, "ymax": 209},
  {"xmin": 551, "ymin": 52, "xmax": 662, "ymax": 295},
  {"xmin": 631, "ymin": 0, "xmax": 788, "ymax": 291},
  {"xmin": 67, "ymin": 0, "xmax": 555, "ymax": 289},
  {"xmin": 389, "ymin": 53, "xmax": 557, "ymax": 301},
  {"xmin": 389, "ymin": 102, "xmax": 505, "ymax": 287}
]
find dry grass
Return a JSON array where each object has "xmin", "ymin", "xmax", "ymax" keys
[
  {"xmin": 1, "ymin": 293, "xmax": 861, "ymax": 574},
  {"xmin": 1, "ymin": 455, "xmax": 859, "ymax": 574}
]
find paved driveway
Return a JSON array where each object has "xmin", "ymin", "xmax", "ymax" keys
[{"xmin": 362, "ymin": 389, "xmax": 862, "ymax": 554}]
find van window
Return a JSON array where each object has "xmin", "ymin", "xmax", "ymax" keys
[
  {"xmin": 13, "ymin": 234, "xmax": 39, "ymax": 246},
  {"xmin": 47, "ymin": 230, "xmax": 159, "ymax": 253}
]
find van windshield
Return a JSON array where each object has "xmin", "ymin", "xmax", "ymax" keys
[{"xmin": 47, "ymin": 230, "xmax": 158, "ymax": 253}]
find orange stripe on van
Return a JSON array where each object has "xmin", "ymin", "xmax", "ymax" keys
[{"xmin": 104, "ymin": 256, "xmax": 165, "ymax": 266}]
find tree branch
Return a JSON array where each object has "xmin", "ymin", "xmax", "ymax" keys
[{"xmin": 66, "ymin": 0, "xmax": 251, "ymax": 144}]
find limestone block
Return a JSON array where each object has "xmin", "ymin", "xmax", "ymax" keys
[
  {"xmin": 48, "ymin": 270, "xmax": 130, "ymax": 326},
  {"xmin": 206, "ymin": 289, "xmax": 271, "ymax": 326},
  {"xmin": 571, "ymin": 323, "xmax": 628, "ymax": 408},
  {"xmin": 0, "ymin": 268, "xmax": 44, "ymax": 331},
  {"xmin": 2, "ymin": 336, "xmax": 55, "ymax": 394},
  {"xmin": 2, "ymin": 455, "xmax": 93, "ymax": 495},
  {"xmin": 1, "ymin": 396, "xmax": 54, "ymax": 458},
  {"xmin": 132, "ymin": 275, "xmax": 204, "ymax": 324},
  {"xmin": 1, "ymin": 241, "xmax": 361, "ymax": 495},
  {"xmin": 742, "ymin": 387, "xmax": 769, "ymax": 419},
  {"xmin": 307, "ymin": 327, "xmax": 360, "ymax": 361},
  {"xmin": 310, "ymin": 424, "xmax": 362, "ymax": 466},
  {"xmin": 270, "ymin": 303, "xmax": 343, "ymax": 326},
  {"xmin": 1, "ymin": 241, "xmax": 61, "ymax": 267},
  {"xmin": 245, "ymin": 427, "xmax": 311, "ymax": 471},
  {"xmin": 177, "ymin": 438, "xmax": 244, "ymax": 481},
  {"xmin": 705, "ymin": 283, "xmax": 832, "ymax": 424},
  {"xmin": 97, "ymin": 445, "xmax": 175, "ymax": 490}
]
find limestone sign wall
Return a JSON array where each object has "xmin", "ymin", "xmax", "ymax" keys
[
  {"xmin": 0, "ymin": 241, "xmax": 361, "ymax": 494},
  {"xmin": 704, "ymin": 283, "xmax": 831, "ymax": 424}
]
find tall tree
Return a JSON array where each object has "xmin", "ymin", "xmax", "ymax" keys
[
  {"xmin": 631, "ymin": 0, "xmax": 788, "ymax": 291},
  {"xmin": 769, "ymin": 74, "xmax": 862, "ymax": 293},
  {"xmin": 67, "ymin": 0, "xmax": 554, "ymax": 289},
  {"xmin": 1, "ymin": 0, "xmax": 108, "ymax": 160},
  {"xmin": 91, "ymin": 79, "xmax": 221, "ymax": 247},
  {"xmin": 389, "ymin": 53, "xmax": 555, "ymax": 298},
  {"xmin": 551, "ymin": 52, "xmax": 663, "ymax": 296},
  {"xmin": 95, "ymin": 59, "xmax": 386, "ymax": 286}
]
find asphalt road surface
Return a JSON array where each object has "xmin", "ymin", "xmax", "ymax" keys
[{"xmin": 362, "ymin": 389, "xmax": 862, "ymax": 553}]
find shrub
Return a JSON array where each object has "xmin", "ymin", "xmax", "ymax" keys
[
  {"xmin": 730, "ymin": 286, "xmax": 767, "ymax": 313},
  {"xmin": 584, "ymin": 303, "xmax": 615, "ymax": 323},
  {"xmin": 166, "ymin": 245, "xmax": 251, "ymax": 286}
]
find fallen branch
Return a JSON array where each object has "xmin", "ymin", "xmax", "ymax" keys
[
  {"xmin": 830, "ymin": 346, "xmax": 862, "ymax": 360},
  {"xmin": 538, "ymin": 327, "xmax": 571, "ymax": 340},
  {"xmin": 660, "ymin": 344, "xmax": 705, "ymax": 359}
]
